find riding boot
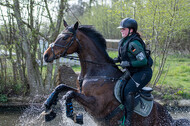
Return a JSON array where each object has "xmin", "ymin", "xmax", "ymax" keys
[{"xmin": 124, "ymin": 92, "xmax": 135, "ymax": 126}]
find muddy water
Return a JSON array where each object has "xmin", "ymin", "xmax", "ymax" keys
[{"xmin": 0, "ymin": 102, "xmax": 190, "ymax": 126}]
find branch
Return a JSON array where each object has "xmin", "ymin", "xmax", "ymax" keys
[
  {"xmin": 0, "ymin": 2, "xmax": 13, "ymax": 9},
  {"xmin": 21, "ymin": 20, "xmax": 49, "ymax": 41},
  {"xmin": 44, "ymin": 0, "xmax": 55, "ymax": 30}
]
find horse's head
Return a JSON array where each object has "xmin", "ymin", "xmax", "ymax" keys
[{"xmin": 43, "ymin": 21, "xmax": 80, "ymax": 63}]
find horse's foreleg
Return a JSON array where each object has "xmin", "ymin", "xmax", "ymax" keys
[
  {"xmin": 44, "ymin": 84, "xmax": 77, "ymax": 109},
  {"xmin": 43, "ymin": 84, "xmax": 78, "ymax": 122}
]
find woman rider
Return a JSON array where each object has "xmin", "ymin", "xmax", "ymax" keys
[{"xmin": 113, "ymin": 18, "xmax": 153, "ymax": 126}]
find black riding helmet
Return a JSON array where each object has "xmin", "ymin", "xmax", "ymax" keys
[{"xmin": 117, "ymin": 18, "xmax": 138, "ymax": 32}]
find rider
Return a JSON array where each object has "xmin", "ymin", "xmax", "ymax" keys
[{"xmin": 113, "ymin": 18, "xmax": 153, "ymax": 126}]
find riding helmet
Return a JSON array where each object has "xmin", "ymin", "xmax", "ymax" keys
[{"xmin": 117, "ymin": 18, "xmax": 138, "ymax": 32}]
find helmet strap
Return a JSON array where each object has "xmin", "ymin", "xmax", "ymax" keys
[{"xmin": 127, "ymin": 28, "xmax": 131, "ymax": 37}]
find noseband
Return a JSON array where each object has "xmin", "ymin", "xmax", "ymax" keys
[{"xmin": 49, "ymin": 32, "xmax": 81, "ymax": 60}]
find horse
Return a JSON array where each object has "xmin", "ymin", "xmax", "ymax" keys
[{"xmin": 43, "ymin": 21, "xmax": 190, "ymax": 126}]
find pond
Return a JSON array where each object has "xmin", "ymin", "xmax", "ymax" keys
[{"xmin": 0, "ymin": 103, "xmax": 190, "ymax": 126}]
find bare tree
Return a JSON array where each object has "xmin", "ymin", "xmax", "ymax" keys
[{"xmin": 0, "ymin": 0, "xmax": 67, "ymax": 96}]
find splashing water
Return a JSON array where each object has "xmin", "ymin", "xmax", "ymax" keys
[
  {"xmin": 7, "ymin": 96, "xmax": 190, "ymax": 126},
  {"xmin": 16, "ymin": 99, "xmax": 97, "ymax": 126}
]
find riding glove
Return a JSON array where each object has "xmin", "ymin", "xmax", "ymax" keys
[
  {"xmin": 113, "ymin": 57, "xmax": 120, "ymax": 63},
  {"xmin": 120, "ymin": 61, "xmax": 131, "ymax": 68}
]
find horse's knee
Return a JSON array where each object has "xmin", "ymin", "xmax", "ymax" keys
[
  {"xmin": 55, "ymin": 84, "xmax": 66, "ymax": 93},
  {"xmin": 63, "ymin": 91, "xmax": 75, "ymax": 100}
]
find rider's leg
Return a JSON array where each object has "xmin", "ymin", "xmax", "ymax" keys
[
  {"xmin": 123, "ymin": 67, "xmax": 152, "ymax": 126},
  {"xmin": 123, "ymin": 79, "xmax": 136, "ymax": 126},
  {"xmin": 124, "ymin": 92, "xmax": 135, "ymax": 126}
]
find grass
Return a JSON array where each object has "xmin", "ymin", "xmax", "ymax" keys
[
  {"xmin": 152, "ymin": 55, "xmax": 190, "ymax": 100},
  {"xmin": 161, "ymin": 57, "xmax": 190, "ymax": 89}
]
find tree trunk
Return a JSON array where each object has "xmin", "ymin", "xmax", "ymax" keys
[{"xmin": 13, "ymin": 0, "xmax": 40, "ymax": 96}]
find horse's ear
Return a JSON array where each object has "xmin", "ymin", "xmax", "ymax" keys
[
  {"xmin": 74, "ymin": 22, "xmax": 79, "ymax": 30},
  {"xmin": 63, "ymin": 20, "xmax": 68, "ymax": 27}
]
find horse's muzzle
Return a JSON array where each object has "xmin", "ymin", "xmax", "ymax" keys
[
  {"xmin": 44, "ymin": 53, "xmax": 55, "ymax": 63},
  {"xmin": 44, "ymin": 53, "xmax": 49, "ymax": 62}
]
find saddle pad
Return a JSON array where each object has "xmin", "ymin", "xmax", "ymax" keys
[
  {"xmin": 134, "ymin": 96, "xmax": 153, "ymax": 117},
  {"xmin": 114, "ymin": 81, "xmax": 153, "ymax": 117},
  {"xmin": 114, "ymin": 80, "xmax": 122, "ymax": 103}
]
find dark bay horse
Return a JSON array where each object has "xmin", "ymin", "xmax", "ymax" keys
[{"xmin": 43, "ymin": 21, "xmax": 190, "ymax": 126}]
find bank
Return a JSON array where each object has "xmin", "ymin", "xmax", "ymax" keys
[{"xmin": 0, "ymin": 96, "xmax": 190, "ymax": 109}]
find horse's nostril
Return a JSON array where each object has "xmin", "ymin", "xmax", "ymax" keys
[{"xmin": 44, "ymin": 53, "xmax": 49, "ymax": 62}]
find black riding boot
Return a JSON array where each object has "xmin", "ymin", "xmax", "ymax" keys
[{"xmin": 124, "ymin": 92, "xmax": 135, "ymax": 126}]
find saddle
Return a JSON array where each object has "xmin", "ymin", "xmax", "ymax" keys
[{"xmin": 114, "ymin": 82, "xmax": 154, "ymax": 117}]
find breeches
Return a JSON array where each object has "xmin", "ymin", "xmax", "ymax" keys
[{"xmin": 124, "ymin": 67, "xmax": 152, "ymax": 96}]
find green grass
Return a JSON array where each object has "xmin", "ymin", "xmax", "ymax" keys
[
  {"xmin": 157, "ymin": 55, "xmax": 190, "ymax": 90},
  {"xmin": 72, "ymin": 65, "xmax": 81, "ymax": 72}
]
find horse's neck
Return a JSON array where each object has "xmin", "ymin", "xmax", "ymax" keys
[
  {"xmin": 78, "ymin": 40, "xmax": 122, "ymax": 78},
  {"xmin": 78, "ymin": 50, "xmax": 108, "ymax": 77}
]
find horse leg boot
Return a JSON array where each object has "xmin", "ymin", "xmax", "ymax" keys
[
  {"xmin": 124, "ymin": 92, "xmax": 135, "ymax": 126},
  {"xmin": 65, "ymin": 99, "xmax": 74, "ymax": 118}
]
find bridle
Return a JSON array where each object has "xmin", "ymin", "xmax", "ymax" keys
[
  {"xmin": 49, "ymin": 29, "xmax": 119, "ymax": 67},
  {"xmin": 49, "ymin": 32, "xmax": 81, "ymax": 60}
]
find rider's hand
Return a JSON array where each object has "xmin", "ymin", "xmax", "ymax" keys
[{"xmin": 120, "ymin": 61, "xmax": 131, "ymax": 68}]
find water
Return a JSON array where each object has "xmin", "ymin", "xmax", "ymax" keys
[
  {"xmin": 0, "ymin": 102, "xmax": 190, "ymax": 126},
  {"xmin": 0, "ymin": 109, "xmax": 22, "ymax": 126},
  {"xmin": 0, "ymin": 99, "xmax": 97, "ymax": 126}
]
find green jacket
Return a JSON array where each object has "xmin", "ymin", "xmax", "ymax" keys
[{"xmin": 118, "ymin": 34, "xmax": 148, "ymax": 67}]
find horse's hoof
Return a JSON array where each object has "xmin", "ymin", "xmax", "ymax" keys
[
  {"xmin": 45, "ymin": 110, "xmax": 57, "ymax": 122},
  {"xmin": 74, "ymin": 113, "xmax": 83, "ymax": 125}
]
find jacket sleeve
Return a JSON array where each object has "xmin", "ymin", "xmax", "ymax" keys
[{"xmin": 128, "ymin": 40, "xmax": 147, "ymax": 67}]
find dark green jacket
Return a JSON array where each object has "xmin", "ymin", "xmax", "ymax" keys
[{"xmin": 118, "ymin": 34, "xmax": 148, "ymax": 67}]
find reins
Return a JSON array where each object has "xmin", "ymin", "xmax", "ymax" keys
[{"xmin": 63, "ymin": 55, "xmax": 120, "ymax": 67}]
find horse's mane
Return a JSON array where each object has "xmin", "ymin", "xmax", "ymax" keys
[
  {"xmin": 78, "ymin": 26, "xmax": 113, "ymax": 63},
  {"xmin": 78, "ymin": 26, "xmax": 107, "ymax": 51}
]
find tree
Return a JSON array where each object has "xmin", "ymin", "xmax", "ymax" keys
[{"xmin": 0, "ymin": 0, "xmax": 67, "ymax": 96}]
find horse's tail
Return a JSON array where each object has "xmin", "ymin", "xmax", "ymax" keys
[{"xmin": 172, "ymin": 119, "xmax": 190, "ymax": 126}]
